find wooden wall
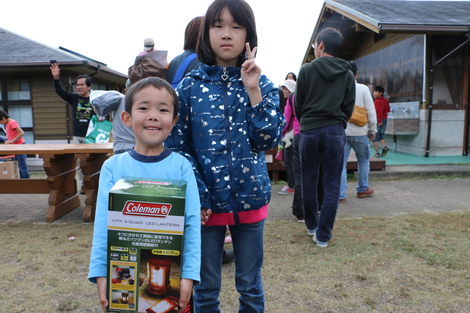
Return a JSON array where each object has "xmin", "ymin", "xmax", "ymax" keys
[{"xmin": 30, "ymin": 74, "xmax": 70, "ymax": 141}]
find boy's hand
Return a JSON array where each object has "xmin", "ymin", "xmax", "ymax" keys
[
  {"xmin": 96, "ymin": 277, "xmax": 108, "ymax": 312},
  {"xmin": 201, "ymin": 209, "xmax": 212, "ymax": 225},
  {"xmin": 50, "ymin": 63, "xmax": 60, "ymax": 80},
  {"xmin": 178, "ymin": 279, "xmax": 194, "ymax": 313}
]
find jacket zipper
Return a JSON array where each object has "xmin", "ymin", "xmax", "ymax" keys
[{"xmin": 221, "ymin": 68, "xmax": 240, "ymax": 224}]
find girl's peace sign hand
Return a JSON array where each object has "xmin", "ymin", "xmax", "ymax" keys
[
  {"xmin": 241, "ymin": 43, "xmax": 262, "ymax": 106},
  {"xmin": 241, "ymin": 43, "xmax": 261, "ymax": 90}
]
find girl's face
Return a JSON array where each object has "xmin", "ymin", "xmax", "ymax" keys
[
  {"xmin": 209, "ymin": 7, "xmax": 247, "ymax": 68},
  {"xmin": 281, "ymin": 87, "xmax": 290, "ymax": 99},
  {"xmin": 122, "ymin": 86, "xmax": 177, "ymax": 156},
  {"xmin": 286, "ymin": 73, "xmax": 295, "ymax": 80}
]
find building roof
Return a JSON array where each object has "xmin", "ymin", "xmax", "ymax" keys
[
  {"xmin": 303, "ymin": 0, "xmax": 470, "ymax": 63},
  {"xmin": 0, "ymin": 27, "xmax": 127, "ymax": 81},
  {"xmin": 325, "ymin": 0, "xmax": 470, "ymax": 33}
]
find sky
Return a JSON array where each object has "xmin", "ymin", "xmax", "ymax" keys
[{"xmin": 2, "ymin": 0, "xmax": 323, "ymax": 86}]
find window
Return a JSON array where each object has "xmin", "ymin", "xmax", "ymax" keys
[
  {"xmin": 7, "ymin": 79, "xmax": 31, "ymax": 100},
  {"xmin": 354, "ymin": 35, "xmax": 425, "ymax": 104},
  {"xmin": 1, "ymin": 79, "xmax": 34, "ymax": 143}
]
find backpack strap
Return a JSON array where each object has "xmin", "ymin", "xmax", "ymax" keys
[{"xmin": 171, "ymin": 53, "xmax": 198, "ymax": 88}]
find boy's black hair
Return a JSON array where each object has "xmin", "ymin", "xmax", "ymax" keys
[
  {"xmin": 75, "ymin": 75, "xmax": 92, "ymax": 87},
  {"xmin": 197, "ymin": 0, "xmax": 258, "ymax": 68},
  {"xmin": 348, "ymin": 61, "xmax": 358, "ymax": 76},
  {"xmin": 374, "ymin": 86, "xmax": 385, "ymax": 94},
  {"xmin": 315, "ymin": 27, "xmax": 343, "ymax": 56},
  {"xmin": 0, "ymin": 109, "xmax": 9, "ymax": 120},
  {"xmin": 124, "ymin": 77, "xmax": 179, "ymax": 119}
]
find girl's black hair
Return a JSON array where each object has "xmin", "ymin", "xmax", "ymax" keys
[
  {"xmin": 124, "ymin": 77, "xmax": 179, "ymax": 119},
  {"xmin": 197, "ymin": 0, "xmax": 258, "ymax": 68},
  {"xmin": 285, "ymin": 72, "xmax": 297, "ymax": 81}
]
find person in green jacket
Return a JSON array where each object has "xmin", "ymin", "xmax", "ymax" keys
[{"xmin": 295, "ymin": 27, "xmax": 355, "ymax": 247}]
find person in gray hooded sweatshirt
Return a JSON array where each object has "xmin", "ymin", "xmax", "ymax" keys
[
  {"xmin": 90, "ymin": 81, "xmax": 134, "ymax": 154},
  {"xmin": 295, "ymin": 27, "xmax": 355, "ymax": 247}
]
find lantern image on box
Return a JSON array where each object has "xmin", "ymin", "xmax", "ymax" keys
[{"xmin": 148, "ymin": 258, "xmax": 172, "ymax": 295}]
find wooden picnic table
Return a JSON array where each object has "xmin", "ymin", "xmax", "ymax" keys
[{"xmin": 0, "ymin": 143, "xmax": 113, "ymax": 222}]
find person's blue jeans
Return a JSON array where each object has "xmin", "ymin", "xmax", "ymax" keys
[
  {"xmin": 340, "ymin": 135, "xmax": 370, "ymax": 199},
  {"xmin": 299, "ymin": 124, "xmax": 345, "ymax": 243},
  {"xmin": 291, "ymin": 134, "xmax": 303, "ymax": 219},
  {"xmin": 373, "ymin": 118, "xmax": 387, "ymax": 142},
  {"xmin": 194, "ymin": 220, "xmax": 265, "ymax": 313},
  {"xmin": 14, "ymin": 143, "xmax": 29, "ymax": 179}
]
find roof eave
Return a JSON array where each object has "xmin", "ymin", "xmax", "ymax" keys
[
  {"xmin": 380, "ymin": 24, "xmax": 470, "ymax": 33},
  {"xmin": 325, "ymin": 0, "xmax": 380, "ymax": 33},
  {"xmin": 0, "ymin": 60, "xmax": 127, "ymax": 79}
]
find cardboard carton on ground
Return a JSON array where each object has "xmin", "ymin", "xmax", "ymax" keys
[
  {"xmin": 0, "ymin": 161, "xmax": 19, "ymax": 179},
  {"xmin": 107, "ymin": 177, "xmax": 192, "ymax": 313}
]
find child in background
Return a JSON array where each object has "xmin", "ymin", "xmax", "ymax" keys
[
  {"xmin": 0, "ymin": 110, "xmax": 30, "ymax": 178},
  {"xmin": 88, "ymin": 77, "xmax": 201, "ymax": 313},
  {"xmin": 164, "ymin": 0, "xmax": 285, "ymax": 311},
  {"xmin": 373, "ymin": 85, "xmax": 391, "ymax": 157}
]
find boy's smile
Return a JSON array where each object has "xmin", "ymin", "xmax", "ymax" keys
[{"xmin": 122, "ymin": 86, "xmax": 177, "ymax": 156}]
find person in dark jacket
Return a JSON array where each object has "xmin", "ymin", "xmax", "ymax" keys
[{"xmin": 295, "ymin": 27, "xmax": 355, "ymax": 248}]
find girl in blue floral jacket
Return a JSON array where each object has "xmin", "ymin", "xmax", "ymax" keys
[{"xmin": 165, "ymin": 0, "xmax": 285, "ymax": 311}]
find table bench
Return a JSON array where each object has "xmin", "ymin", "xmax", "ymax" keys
[
  {"xmin": 266, "ymin": 146, "xmax": 386, "ymax": 181},
  {"xmin": 0, "ymin": 143, "xmax": 113, "ymax": 222}
]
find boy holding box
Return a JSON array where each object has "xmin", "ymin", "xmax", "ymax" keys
[{"xmin": 88, "ymin": 77, "xmax": 201, "ymax": 313}]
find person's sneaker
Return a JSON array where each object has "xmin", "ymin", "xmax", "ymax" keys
[
  {"xmin": 297, "ymin": 219, "xmax": 305, "ymax": 223},
  {"xmin": 357, "ymin": 187, "xmax": 375, "ymax": 198},
  {"xmin": 374, "ymin": 153, "xmax": 381, "ymax": 158},
  {"xmin": 307, "ymin": 229, "xmax": 316, "ymax": 236},
  {"xmin": 313, "ymin": 233, "xmax": 328, "ymax": 247},
  {"xmin": 278, "ymin": 186, "xmax": 294, "ymax": 195},
  {"xmin": 339, "ymin": 198, "xmax": 346, "ymax": 204},
  {"xmin": 224, "ymin": 235, "xmax": 232, "ymax": 244},
  {"xmin": 381, "ymin": 146, "xmax": 389, "ymax": 157}
]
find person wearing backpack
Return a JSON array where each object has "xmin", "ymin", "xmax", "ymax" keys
[{"xmin": 165, "ymin": 16, "xmax": 203, "ymax": 88}]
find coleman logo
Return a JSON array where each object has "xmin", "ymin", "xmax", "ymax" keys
[{"xmin": 122, "ymin": 201, "xmax": 172, "ymax": 217}]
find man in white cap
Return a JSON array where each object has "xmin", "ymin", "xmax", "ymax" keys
[{"xmin": 138, "ymin": 37, "xmax": 155, "ymax": 56}]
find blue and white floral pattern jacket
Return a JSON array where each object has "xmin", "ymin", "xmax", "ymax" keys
[{"xmin": 165, "ymin": 63, "xmax": 285, "ymax": 225}]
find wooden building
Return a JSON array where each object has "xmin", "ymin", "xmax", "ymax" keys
[
  {"xmin": 303, "ymin": 0, "xmax": 470, "ymax": 156},
  {"xmin": 0, "ymin": 27, "xmax": 127, "ymax": 167}
]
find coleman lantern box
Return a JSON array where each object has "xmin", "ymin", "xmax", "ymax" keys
[{"xmin": 107, "ymin": 177, "xmax": 193, "ymax": 313}]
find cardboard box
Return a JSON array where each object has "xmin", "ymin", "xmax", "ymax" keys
[
  {"xmin": 0, "ymin": 161, "xmax": 19, "ymax": 179},
  {"xmin": 107, "ymin": 177, "xmax": 192, "ymax": 313}
]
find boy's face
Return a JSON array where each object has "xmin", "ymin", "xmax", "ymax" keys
[
  {"xmin": 373, "ymin": 90, "xmax": 382, "ymax": 99},
  {"xmin": 122, "ymin": 86, "xmax": 178, "ymax": 155},
  {"xmin": 0, "ymin": 117, "xmax": 6, "ymax": 125}
]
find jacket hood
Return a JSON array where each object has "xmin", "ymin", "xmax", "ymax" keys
[{"xmin": 311, "ymin": 56, "xmax": 351, "ymax": 81}]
